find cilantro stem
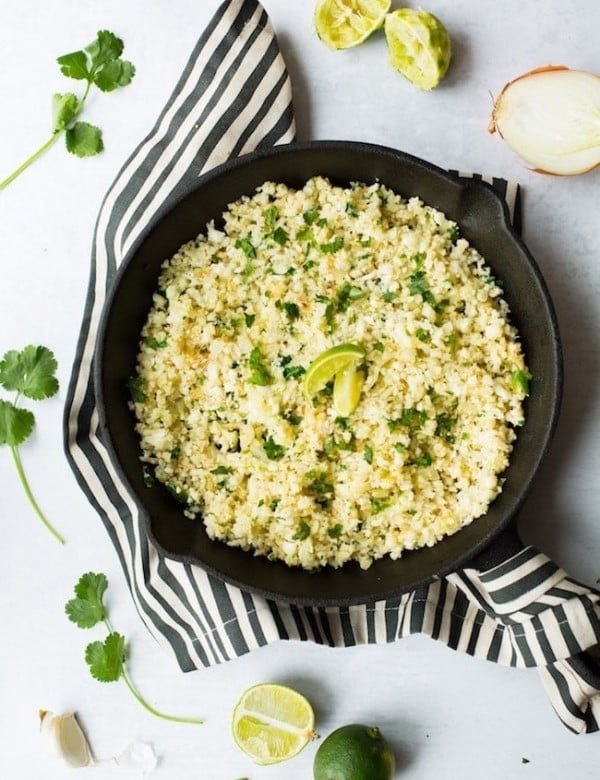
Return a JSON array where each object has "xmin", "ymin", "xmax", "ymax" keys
[
  {"xmin": 1, "ymin": 29, "xmax": 135, "ymax": 191},
  {"xmin": 0, "ymin": 133, "xmax": 62, "ymax": 191},
  {"xmin": 10, "ymin": 444, "xmax": 65, "ymax": 544},
  {"xmin": 0, "ymin": 81, "xmax": 92, "ymax": 191},
  {"xmin": 120, "ymin": 667, "xmax": 204, "ymax": 725}
]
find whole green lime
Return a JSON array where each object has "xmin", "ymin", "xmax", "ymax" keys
[{"xmin": 313, "ymin": 723, "xmax": 396, "ymax": 780}]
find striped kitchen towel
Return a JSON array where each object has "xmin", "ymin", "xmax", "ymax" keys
[{"xmin": 63, "ymin": 0, "xmax": 600, "ymax": 734}]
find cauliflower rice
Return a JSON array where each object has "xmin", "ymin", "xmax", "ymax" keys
[{"xmin": 132, "ymin": 177, "xmax": 529, "ymax": 570}]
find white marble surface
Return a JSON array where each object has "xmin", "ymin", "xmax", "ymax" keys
[{"xmin": 1, "ymin": 1, "xmax": 599, "ymax": 778}]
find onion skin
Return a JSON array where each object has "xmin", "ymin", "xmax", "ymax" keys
[{"xmin": 489, "ymin": 66, "xmax": 600, "ymax": 175}]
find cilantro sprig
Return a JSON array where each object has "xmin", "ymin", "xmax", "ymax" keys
[
  {"xmin": 66, "ymin": 572, "xmax": 203, "ymax": 725},
  {"xmin": 0, "ymin": 30, "xmax": 135, "ymax": 191},
  {"xmin": 0, "ymin": 345, "xmax": 64, "ymax": 544}
]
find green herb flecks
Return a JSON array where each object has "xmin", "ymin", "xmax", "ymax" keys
[
  {"xmin": 144, "ymin": 337, "xmax": 167, "ymax": 350},
  {"xmin": 435, "ymin": 412, "xmax": 457, "ymax": 443},
  {"xmin": 264, "ymin": 205, "xmax": 278, "ymax": 228},
  {"xmin": 387, "ymin": 408, "xmax": 429, "ymax": 432},
  {"xmin": 448, "ymin": 223, "xmax": 460, "ymax": 243},
  {"xmin": 66, "ymin": 573, "xmax": 203, "ymax": 724},
  {"xmin": 292, "ymin": 521, "xmax": 311, "ymax": 541},
  {"xmin": 0, "ymin": 345, "xmax": 64, "ymax": 544},
  {"xmin": 370, "ymin": 493, "xmax": 392, "ymax": 515},
  {"xmin": 407, "ymin": 253, "xmax": 448, "ymax": 316},
  {"xmin": 276, "ymin": 300, "xmax": 301, "ymax": 322},
  {"xmin": 127, "ymin": 376, "xmax": 147, "ymax": 402},
  {"xmin": 278, "ymin": 355, "xmax": 305, "ymax": 380},
  {"xmin": 235, "ymin": 236, "xmax": 257, "ymax": 259},
  {"xmin": 271, "ymin": 226, "xmax": 289, "ymax": 246},
  {"xmin": 210, "ymin": 465, "xmax": 234, "ymax": 476},
  {"xmin": 412, "ymin": 451, "xmax": 433, "ymax": 467},
  {"xmin": 324, "ymin": 434, "xmax": 353, "ymax": 457},
  {"xmin": 283, "ymin": 365, "xmax": 306, "ymax": 380},
  {"xmin": 303, "ymin": 209, "xmax": 320, "ymax": 225},
  {"xmin": 315, "ymin": 282, "xmax": 363, "ymax": 332},
  {"xmin": 263, "ymin": 436, "xmax": 286, "ymax": 461},
  {"xmin": 247, "ymin": 346, "xmax": 274, "ymax": 386},
  {"xmin": 319, "ymin": 236, "xmax": 344, "ymax": 254},
  {"xmin": 336, "ymin": 282, "xmax": 364, "ymax": 312},
  {"xmin": 315, "ymin": 294, "xmax": 336, "ymax": 332},
  {"xmin": 511, "ymin": 369, "xmax": 532, "ymax": 396},
  {"xmin": 280, "ymin": 409, "xmax": 302, "ymax": 426},
  {"xmin": 165, "ymin": 482, "xmax": 189, "ymax": 504},
  {"xmin": 305, "ymin": 469, "xmax": 335, "ymax": 508},
  {"xmin": 1, "ymin": 31, "xmax": 135, "ymax": 190}
]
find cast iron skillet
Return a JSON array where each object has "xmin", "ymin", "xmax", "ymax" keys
[{"xmin": 95, "ymin": 140, "xmax": 562, "ymax": 606}]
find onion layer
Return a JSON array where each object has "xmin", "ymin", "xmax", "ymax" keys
[{"xmin": 489, "ymin": 66, "xmax": 600, "ymax": 175}]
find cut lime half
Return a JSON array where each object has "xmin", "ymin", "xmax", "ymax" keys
[
  {"xmin": 385, "ymin": 8, "xmax": 451, "ymax": 90},
  {"xmin": 304, "ymin": 343, "xmax": 366, "ymax": 404},
  {"xmin": 315, "ymin": 0, "xmax": 391, "ymax": 50},
  {"xmin": 232, "ymin": 683, "xmax": 316, "ymax": 765}
]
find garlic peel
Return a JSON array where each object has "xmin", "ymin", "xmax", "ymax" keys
[
  {"xmin": 115, "ymin": 742, "xmax": 158, "ymax": 773},
  {"xmin": 489, "ymin": 66, "xmax": 600, "ymax": 175},
  {"xmin": 39, "ymin": 710, "xmax": 94, "ymax": 768}
]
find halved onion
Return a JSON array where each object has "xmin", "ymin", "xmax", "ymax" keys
[{"xmin": 489, "ymin": 66, "xmax": 600, "ymax": 175}]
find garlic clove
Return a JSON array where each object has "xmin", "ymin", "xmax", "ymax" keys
[{"xmin": 39, "ymin": 710, "xmax": 94, "ymax": 768}]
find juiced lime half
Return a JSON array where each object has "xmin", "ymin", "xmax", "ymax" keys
[
  {"xmin": 315, "ymin": 0, "xmax": 391, "ymax": 50},
  {"xmin": 232, "ymin": 683, "xmax": 316, "ymax": 765},
  {"xmin": 384, "ymin": 8, "xmax": 451, "ymax": 90},
  {"xmin": 303, "ymin": 343, "xmax": 366, "ymax": 410}
]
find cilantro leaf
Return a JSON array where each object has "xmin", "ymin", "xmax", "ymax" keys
[
  {"xmin": 85, "ymin": 30, "xmax": 124, "ymax": 67},
  {"xmin": 292, "ymin": 521, "xmax": 311, "ymax": 541},
  {"xmin": 65, "ymin": 572, "xmax": 108, "ymax": 628},
  {"xmin": 0, "ymin": 345, "xmax": 64, "ymax": 543},
  {"xmin": 0, "ymin": 399, "xmax": 34, "ymax": 446},
  {"xmin": 52, "ymin": 93, "xmax": 80, "ymax": 132},
  {"xmin": 0, "ymin": 345, "xmax": 59, "ymax": 400},
  {"xmin": 65, "ymin": 122, "xmax": 104, "ymax": 157},
  {"xmin": 263, "ymin": 436, "xmax": 286, "ymax": 460},
  {"xmin": 56, "ymin": 50, "xmax": 90, "ymax": 81},
  {"xmin": 93, "ymin": 59, "xmax": 135, "ymax": 92},
  {"xmin": 85, "ymin": 632, "xmax": 125, "ymax": 683}
]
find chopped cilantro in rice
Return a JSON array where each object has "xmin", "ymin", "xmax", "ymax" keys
[{"xmin": 132, "ymin": 177, "xmax": 529, "ymax": 570}]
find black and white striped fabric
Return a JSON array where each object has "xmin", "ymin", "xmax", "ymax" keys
[{"xmin": 63, "ymin": 0, "xmax": 600, "ymax": 735}]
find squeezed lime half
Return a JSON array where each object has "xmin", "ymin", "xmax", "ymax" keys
[
  {"xmin": 315, "ymin": 0, "xmax": 391, "ymax": 50},
  {"xmin": 385, "ymin": 8, "xmax": 451, "ymax": 90}
]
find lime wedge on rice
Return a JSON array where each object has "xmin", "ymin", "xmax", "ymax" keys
[
  {"xmin": 231, "ymin": 683, "xmax": 316, "ymax": 765},
  {"xmin": 384, "ymin": 8, "xmax": 451, "ymax": 90},
  {"xmin": 315, "ymin": 0, "xmax": 391, "ymax": 50},
  {"xmin": 304, "ymin": 343, "xmax": 366, "ymax": 405},
  {"xmin": 333, "ymin": 360, "xmax": 366, "ymax": 416}
]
